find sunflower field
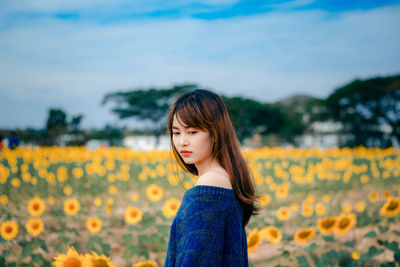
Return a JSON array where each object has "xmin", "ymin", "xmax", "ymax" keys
[{"xmin": 0, "ymin": 146, "xmax": 399, "ymax": 266}]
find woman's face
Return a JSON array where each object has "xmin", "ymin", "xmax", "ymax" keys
[{"xmin": 171, "ymin": 115, "xmax": 213, "ymax": 166}]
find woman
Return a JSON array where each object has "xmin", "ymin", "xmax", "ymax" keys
[{"xmin": 164, "ymin": 89, "xmax": 258, "ymax": 267}]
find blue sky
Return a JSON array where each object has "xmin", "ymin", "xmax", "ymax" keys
[{"xmin": 1, "ymin": 0, "xmax": 400, "ymax": 130}]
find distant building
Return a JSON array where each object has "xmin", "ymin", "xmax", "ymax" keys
[{"xmin": 123, "ymin": 135, "xmax": 170, "ymax": 151}]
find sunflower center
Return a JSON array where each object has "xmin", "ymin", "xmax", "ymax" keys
[
  {"xmin": 32, "ymin": 222, "xmax": 39, "ymax": 230},
  {"xmin": 299, "ymin": 230, "xmax": 311, "ymax": 239},
  {"xmin": 64, "ymin": 257, "xmax": 82, "ymax": 267},
  {"xmin": 322, "ymin": 219, "xmax": 335, "ymax": 229},
  {"xmin": 92, "ymin": 222, "xmax": 98, "ymax": 227},
  {"xmin": 69, "ymin": 204, "xmax": 75, "ymax": 210},
  {"xmin": 270, "ymin": 229, "xmax": 278, "ymax": 238},
  {"xmin": 170, "ymin": 204, "xmax": 177, "ymax": 210},
  {"xmin": 33, "ymin": 203, "xmax": 39, "ymax": 210},
  {"xmin": 248, "ymin": 235, "xmax": 259, "ymax": 246},
  {"xmin": 5, "ymin": 226, "xmax": 12, "ymax": 233},
  {"xmin": 92, "ymin": 259, "xmax": 108, "ymax": 267},
  {"xmin": 339, "ymin": 218, "xmax": 350, "ymax": 229},
  {"xmin": 130, "ymin": 210, "xmax": 138, "ymax": 217},
  {"xmin": 388, "ymin": 200, "xmax": 399, "ymax": 211},
  {"xmin": 152, "ymin": 189, "xmax": 158, "ymax": 195}
]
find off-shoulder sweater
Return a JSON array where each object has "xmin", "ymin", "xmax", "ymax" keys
[{"xmin": 164, "ymin": 185, "xmax": 248, "ymax": 267}]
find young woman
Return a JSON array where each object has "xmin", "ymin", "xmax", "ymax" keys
[{"xmin": 164, "ymin": 89, "xmax": 258, "ymax": 267}]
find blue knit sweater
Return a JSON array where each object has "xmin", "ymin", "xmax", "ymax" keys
[{"xmin": 164, "ymin": 185, "xmax": 248, "ymax": 267}]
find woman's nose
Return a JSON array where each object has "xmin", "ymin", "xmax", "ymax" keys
[{"xmin": 179, "ymin": 134, "xmax": 188, "ymax": 146}]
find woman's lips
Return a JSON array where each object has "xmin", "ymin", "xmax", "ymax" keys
[{"xmin": 180, "ymin": 150, "xmax": 192, "ymax": 157}]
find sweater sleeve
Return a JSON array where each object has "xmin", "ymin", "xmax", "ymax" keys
[{"xmin": 174, "ymin": 197, "xmax": 227, "ymax": 266}]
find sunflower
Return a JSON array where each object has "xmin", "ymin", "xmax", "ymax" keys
[
  {"xmin": 125, "ymin": 207, "xmax": 143, "ymax": 224},
  {"xmin": 290, "ymin": 203, "xmax": 299, "ymax": 212},
  {"xmin": 334, "ymin": 213, "xmax": 357, "ymax": 235},
  {"xmin": 146, "ymin": 184, "xmax": 163, "ymax": 202},
  {"xmin": 301, "ymin": 202, "xmax": 313, "ymax": 217},
  {"xmin": 133, "ymin": 260, "xmax": 158, "ymax": 267},
  {"xmin": 130, "ymin": 194, "xmax": 139, "ymax": 202},
  {"xmin": 258, "ymin": 194, "xmax": 271, "ymax": 207},
  {"xmin": 25, "ymin": 218, "xmax": 44, "ymax": 237},
  {"xmin": 86, "ymin": 217, "xmax": 102, "ymax": 234},
  {"xmin": 276, "ymin": 207, "xmax": 291, "ymax": 221},
  {"xmin": 355, "ymin": 202, "xmax": 365, "ymax": 212},
  {"xmin": 64, "ymin": 186, "xmax": 73, "ymax": 196},
  {"xmin": 259, "ymin": 226, "xmax": 282, "ymax": 244},
  {"xmin": 294, "ymin": 228, "xmax": 316, "ymax": 244},
  {"xmin": 0, "ymin": 195, "xmax": 8, "ymax": 205},
  {"xmin": 162, "ymin": 199, "xmax": 181, "ymax": 218},
  {"xmin": 53, "ymin": 247, "xmax": 84, "ymax": 267},
  {"xmin": 108, "ymin": 185, "xmax": 117, "ymax": 195},
  {"xmin": 57, "ymin": 166, "xmax": 68, "ymax": 182},
  {"xmin": 275, "ymin": 183, "xmax": 289, "ymax": 199},
  {"xmin": 379, "ymin": 197, "xmax": 400, "ymax": 217},
  {"xmin": 368, "ymin": 192, "xmax": 379, "ymax": 203},
  {"xmin": 28, "ymin": 197, "xmax": 46, "ymax": 217},
  {"xmin": 94, "ymin": 198, "xmax": 102, "ymax": 207},
  {"xmin": 83, "ymin": 251, "xmax": 116, "ymax": 267},
  {"xmin": 315, "ymin": 203, "xmax": 326, "ymax": 216},
  {"xmin": 11, "ymin": 178, "xmax": 21, "ymax": 187},
  {"xmin": 352, "ymin": 251, "xmax": 360, "ymax": 260},
  {"xmin": 317, "ymin": 217, "xmax": 336, "ymax": 235},
  {"xmin": 0, "ymin": 221, "xmax": 19, "ymax": 240},
  {"xmin": 64, "ymin": 198, "xmax": 80, "ymax": 216},
  {"xmin": 247, "ymin": 228, "xmax": 262, "ymax": 253},
  {"xmin": 72, "ymin": 168, "xmax": 84, "ymax": 179},
  {"xmin": 342, "ymin": 203, "xmax": 352, "ymax": 213}
]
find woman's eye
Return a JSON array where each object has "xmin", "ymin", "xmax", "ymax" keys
[
  {"xmin": 189, "ymin": 131, "xmax": 197, "ymax": 134},
  {"xmin": 172, "ymin": 132, "xmax": 180, "ymax": 135}
]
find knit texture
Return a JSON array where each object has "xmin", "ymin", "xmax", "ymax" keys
[{"xmin": 164, "ymin": 185, "xmax": 248, "ymax": 267}]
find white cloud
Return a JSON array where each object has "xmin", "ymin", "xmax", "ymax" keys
[{"xmin": 0, "ymin": 4, "xmax": 400, "ymax": 128}]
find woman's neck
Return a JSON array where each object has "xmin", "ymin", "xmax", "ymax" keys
[{"xmin": 195, "ymin": 157, "xmax": 225, "ymax": 177}]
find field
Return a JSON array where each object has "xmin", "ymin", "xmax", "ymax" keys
[{"xmin": 0, "ymin": 146, "xmax": 400, "ymax": 266}]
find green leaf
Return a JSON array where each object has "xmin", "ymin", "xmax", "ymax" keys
[
  {"xmin": 394, "ymin": 230, "xmax": 400, "ymax": 236},
  {"xmin": 343, "ymin": 241, "xmax": 354, "ymax": 248},
  {"xmin": 101, "ymin": 243, "xmax": 111, "ymax": 255},
  {"xmin": 322, "ymin": 235, "xmax": 336, "ymax": 242},
  {"xmin": 123, "ymin": 234, "xmax": 133, "ymax": 243},
  {"xmin": 364, "ymin": 231, "xmax": 377, "ymax": 238},
  {"xmin": 378, "ymin": 226, "xmax": 389, "ymax": 233},
  {"xmin": 89, "ymin": 236, "xmax": 103, "ymax": 244},
  {"xmin": 304, "ymin": 243, "xmax": 319, "ymax": 252},
  {"xmin": 383, "ymin": 241, "xmax": 400, "ymax": 253},
  {"xmin": 38, "ymin": 239, "xmax": 48, "ymax": 252},
  {"xmin": 296, "ymin": 255, "xmax": 308, "ymax": 266},
  {"xmin": 20, "ymin": 242, "xmax": 34, "ymax": 260},
  {"xmin": 361, "ymin": 246, "xmax": 385, "ymax": 260},
  {"xmin": 282, "ymin": 250, "xmax": 290, "ymax": 258},
  {"xmin": 122, "ymin": 245, "xmax": 137, "ymax": 259},
  {"xmin": 32, "ymin": 253, "xmax": 45, "ymax": 263},
  {"xmin": 55, "ymin": 244, "xmax": 64, "ymax": 253}
]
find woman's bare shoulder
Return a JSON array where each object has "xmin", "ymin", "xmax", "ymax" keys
[{"xmin": 196, "ymin": 171, "xmax": 232, "ymax": 189}]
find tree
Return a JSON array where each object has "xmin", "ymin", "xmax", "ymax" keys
[
  {"xmin": 326, "ymin": 74, "xmax": 400, "ymax": 147},
  {"xmin": 70, "ymin": 114, "xmax": 84, "ymax": 133},
  {"xmin": 46, "ymin": 108, "xmax": 68, "ymax": 145},
  {"xmin": 222, "ymin": 96, "xmax": 286, "ymax": 142},
  {"xmin": 102, "ymin": 84, "xmax": 199, "ymax": 142}
]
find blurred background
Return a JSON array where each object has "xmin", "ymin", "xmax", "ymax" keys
[
  {"xmin": 1, "ymin": 1, "xmax": 400, "ymax": 267},
  {"xmin": 1, "ymin": 0, "xmax": 399, "ymax": 150}
]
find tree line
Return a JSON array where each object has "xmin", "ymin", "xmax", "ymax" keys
[{"xmin": 2, "ymin": 74, "xmax": 399, "ymax": 148}]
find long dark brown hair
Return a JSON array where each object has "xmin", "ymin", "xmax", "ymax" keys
[{"xmin": 167, "ymin": 89, "xmax": 258, "ymax": 226}]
